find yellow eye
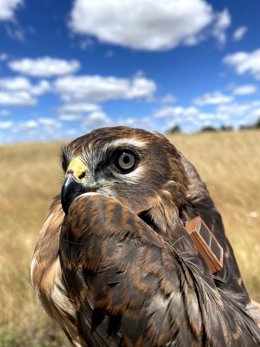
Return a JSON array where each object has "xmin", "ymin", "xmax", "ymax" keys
[{"xmin": 116, "ymin": 150, "xmax": 136, "ymax": 172}]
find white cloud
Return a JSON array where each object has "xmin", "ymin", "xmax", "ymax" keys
[
  {"xmin": 58, "ymin": 102, "xmax": 100, "ymax": 114},
  {"xmin": 153, "ymin": 105, "xmax": 229, "ymax": 132},
  {"xmin": 65, "ymin": 129, "xmax": 78, "ymax": 137},
  {"xmin": 233, "ymin": 26, "xmax": 247, "ymax": 41},
  {"xmin": 152, "ymin": 100, "xmax": 260, "ymax": 132},
  {"xmin": 0, "ymin": 90, "xmax": 36, "ymax": 106},
  {"xmin": 0, "ymin": 109, "xmax": 9, "ymax": 116},
  {"xmin": 216, "ymin": 101, "xmax": 260, "ymax": 116},
  {"xmin": 9, "ymin": 57, "xmax": 80, "ymax": 77},
  {"xmin": 6, "ymin": 25, "xmax": 25, "ymax": 42},
  {"xmin": 0, "ymin": 76, "xmax": 30, "ymax": 90},
  {"xmin": 160, "ymin": 93, "xmax": 177, "ymax": 104},
  {"xmin": 62, "ymin": 111, "xmax": 113, "ymax": 131},
  {"xmin": 59, "ymin": 113, "xmax": 83, "ymax": 121},
  {"xmin": 0, "ymin": 77, "xmax": 51, "ymax": 106},
  {"xmin": 31, "ymin": 80, "xmax": 51, "ymax": 95},
  {"xmin": 212, "ymin": 9, "xmax": 231, "ymax": 44},
  {"xmin": 58, "ymin": 102, "xmax": 101, "ymax": 123},
  {"xmin": 9, "ymin": 118, "xmax": 62, "ymax": 143},
  {"xmin": 223, "ymin": 49, "xmax": 260, "ymax": 79},
  {"xmin": 0, "ymin": 0, "xmax": 23, "ymax": 21},
  {"xmin": 84, "ymin": 111, "xmax": 111, "ymax": 126},
  {"xmin": 24, "ymin": 120, "xmax": 38, "ymax": 129},
  {"xmin": 154, "ymin": 106, "xmax": 199, "ymax": 119},
  {"xmin": 216, "ymin": 100, "xmax": 260, "ymax": 126},
  {"xmin": 16, "ymin": 120, "xmax": 38, "ymax": 130},
  {"xmin": 193, "ymin": 91, "xmax": 233, "ymax": 105},
  {"xmin": 38, "ymin": 118, "xmax": 61, "ymax": 127},
  {"xmin": 115, "ymin": 116, "xmax": 158, "ymax": 131},
  {"xmin": 70, "ymin": 0, "xmax": 230, "ymax": 51},
  {"xmin": 0, "ymin": 120, "xmax": 13, "ymax": 129},
  {"xmin": 0, "ymin": 53, "xmax": 8, "ymax": 61},
  {"xmin": 231, "ymin": 84, "xmax": 257, "ymax": 96},
  {"xmin": 54, "ymin": 75, "xmax": 156, "ymax": 102},
  {"xmin": 79, "ymin": 38, "xmax": 94, "ymax": 50}
]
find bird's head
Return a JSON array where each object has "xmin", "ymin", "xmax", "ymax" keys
[{"xmin": 61, "ymin": 126, "xmax": 188, "ymax": 234}]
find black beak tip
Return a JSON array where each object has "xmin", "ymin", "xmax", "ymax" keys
[{"xmin": 61, "ymin": 175, "xmax": 84, "ymax": 215}]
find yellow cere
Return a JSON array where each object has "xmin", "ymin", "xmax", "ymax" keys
[{"xmin": 68, "ymin": 157, "xmax": 88, "ymax": 181}]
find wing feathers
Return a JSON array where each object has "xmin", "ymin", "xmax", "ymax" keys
[{"xmin": 60, "ymin": 193, "xmax": 260, "ymax": 346}]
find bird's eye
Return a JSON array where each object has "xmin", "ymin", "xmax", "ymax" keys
[{"xmin": 115, "ymin": 150, "xmax": 136, "ymax": 173}]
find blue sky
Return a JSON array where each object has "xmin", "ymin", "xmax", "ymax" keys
[{"xmin": 0, "ymin": 0, "xmax": 260, "ymax": 143}]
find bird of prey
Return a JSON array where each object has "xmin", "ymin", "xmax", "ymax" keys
[{"xmin": 31, "ymin": 126, "xmax": 260, "ymax": 346}]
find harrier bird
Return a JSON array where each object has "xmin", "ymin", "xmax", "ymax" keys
[{"xmin": 31, "ymin": 126, "xmax": 260, "ymax": 346}]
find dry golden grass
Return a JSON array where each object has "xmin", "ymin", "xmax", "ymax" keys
[
  {"xmin": 0, "ymin": 130, "xmax": 259, "ymax": 346},
  {"xmin": 0, "ymin": 142, "xmax": 67, "ymax": 347}
]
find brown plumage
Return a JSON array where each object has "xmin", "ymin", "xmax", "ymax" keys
[{"xmin": 31, "ymin": 126, "xmax": 260, "ymax": 346}]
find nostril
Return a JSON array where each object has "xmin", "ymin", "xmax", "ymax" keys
[
  {"xmin": 78, "ymin": 172, "xmax": 86, "ymax": 180},
  {"xmin": 66, "ymin": 169, "xmax": 74, "ymax": 175}
]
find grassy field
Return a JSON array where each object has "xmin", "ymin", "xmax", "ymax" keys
[{"xmin": 0, "ymin": 130, "xmax": 259, "ymax": 346}]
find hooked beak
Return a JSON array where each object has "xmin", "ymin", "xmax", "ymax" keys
[{"xmin": 61, "ymin": 157, "xmax": 88, "ymax": 215}]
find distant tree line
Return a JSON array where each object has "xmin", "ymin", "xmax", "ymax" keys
[
  {"xmin": 239, "ymin": 118, "xmax": 260, "ymax": 131},
  {"xmin": 167, "ymin": 118, "xmax": 260, "ymax": 134}
]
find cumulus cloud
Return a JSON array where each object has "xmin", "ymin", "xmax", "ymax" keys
[
  {"xmin": 154, "ymin": 106, "xmax": 199, "ymax": 119},
  {"xmin": 0, "ymin": 77, "xmax": 51, "ymax": 106},
  {"xmin": 193, "ymin": 91, "xmax": 233, "ymax": 105},
  {"xmin": 12, "ymin": 118, "xmax": 61, "ymax": 136},
  {"xmin": 0, "ymin": 90, "xmax": 36, "ymax": 106},
  {"xmin": 24, "ymin": 120, "xmax": 38, "ymax": 129},
  {"xmin": 59, "ymin": 113, "xmax": 83, "ymax": 121},
  {"xmin": 212, "ymin": 9, "xmax": 231, "ymax": 44},
  {"xmin": 84, "ymin": 111, "xmax": 111, "ymax": 127},
  {"xmin": 0, "ymin": 114, "xmax": 75, "ymax": 143},
  {"xmin": 0, "ymin": 76, "xmax": 30, "ymax": 90},
  {"xmin": 58, "ymin": 102, "xmax": 102, "ymax": 122},
  {"xmin": 216, "ymin": 101, "xmax": 260, "ymax": 117},
  {"xmin": 223, "ymin": 49, "xmax": 260, "ymax": 79},
  {"xmin": 0, "ymin": 120, "xmax": 13, "ymax": 129},
  {"xmin": 9, "ymin": 57, "xmax": 80, "ymax": 77},
  {"xmin": 31, "ymin": 80, "xmax": 51, "ymax": 95},
  {"xmin": 160, "ymin": 93, "xmax": 177, "ymax": 104},
  {"xmin": 57, "ymin": 102, "xmax": 100, "ymax": 114},
  {"xmin": 231, "ymin": 84, "xmax": 257, "ymax": 96},
  {"xmin": 216, "ymin": 101, "xmax": 260, "ymax": 126},
  {"xmin": 54, "ymin": 75, "xmax": 156, "ymax": 102},
  {"xmin": 0, "ymin": 0, "xmax": 23, "ymax": 21},
  {"xmin": 153, "ymin": 104, "xmax": 230, "ymax": 132},
  {"xmin": 0, "ymin": 77, "xmax": 50, "ymax": 94},
  {"xmin": 152, "ymin": 99, "xmax": 260, "ymax": 132},
  {"xmin": 38, "ymin": 118, "xmax": 61, "ymax": 127},
  {"xmin": 70, "ymin": 0, "xmax": 230, "ymax": 51},
  {"xmin": 233, "ymin": 26, "xmax": 247, "ymax": 41}
]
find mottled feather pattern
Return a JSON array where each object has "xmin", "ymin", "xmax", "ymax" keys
[
  {"xmin": 60, "ymin": 193, "xmax": 260, "ymax": 346},
  {"xmin": 180, "ymin": 153, "xmax": 249, "ymax": 303}
]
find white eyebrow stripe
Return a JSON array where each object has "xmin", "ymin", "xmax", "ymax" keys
[{"xmin": 106, "ymin": 138, "xmax": 147, "ymax": 149}]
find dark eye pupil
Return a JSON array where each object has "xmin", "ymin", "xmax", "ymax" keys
[
  {"xmin": 115, "ymin": 150, "xmax": 136, "ymax": 172},
  {"xmin": 123, "ymin": 155, "xmax": 130, "ymax": 164}
]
